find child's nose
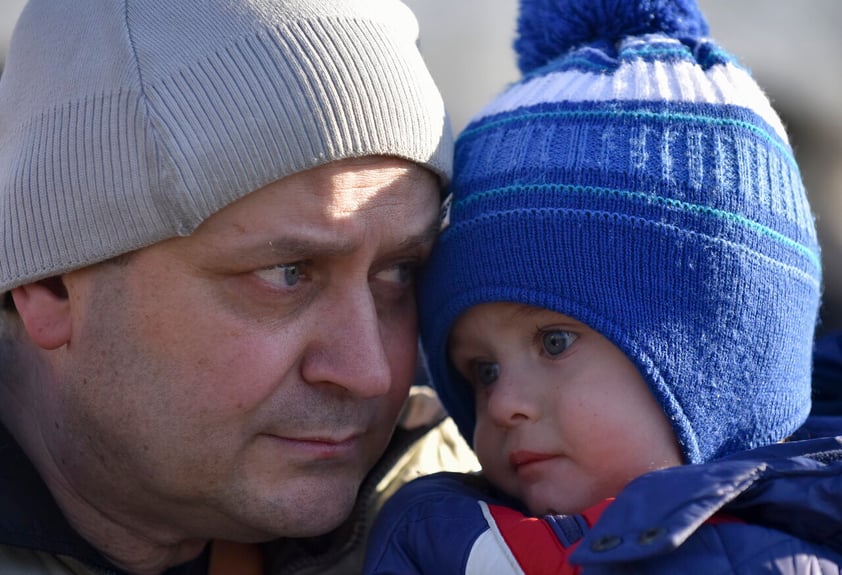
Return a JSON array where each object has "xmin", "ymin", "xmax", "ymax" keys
[{"xmin": 486, "ymin": 372, "xmax": 541, "ymax": 427}]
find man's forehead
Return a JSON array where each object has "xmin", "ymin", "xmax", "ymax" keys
[
  {"xmin": 183, "ymin": 186, "xmax": 437, "ymax": 262},
  {"xmin": 303, "ymin": 159, "xmax": 438, "ymax": 215},
  {"xmin": 209, "ymin": 158, "xmax": 435, "ymax": 220}
]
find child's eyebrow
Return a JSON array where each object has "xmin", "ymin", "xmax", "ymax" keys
[
  {"xmin": 508, "ymin": 305, "xmax": 584, "ymax": 329},
  {"xmin": 509, "ymin": 306, "xmax": 551, "ymax": 321}
]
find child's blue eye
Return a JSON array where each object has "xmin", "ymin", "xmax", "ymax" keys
[
  {"xmin": 542, "ymin": 330, "xmax": 577, "ymax": 356},
  {"xmin": 472, "ymin": 361, "xmax": 500, "ymax": 387}
]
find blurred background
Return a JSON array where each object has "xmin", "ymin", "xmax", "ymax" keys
[{"xmin": 2, "ymin": 0, "xmax": 841, "ymax": 334}]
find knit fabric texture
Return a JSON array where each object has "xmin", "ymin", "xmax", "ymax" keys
[
  {"xmin": 0, "ymin": 0, "xmax": 452, "ymax": 292},
  {"xmin": 419, "ymin": 0, "xmax": 821, "ymax": 464}
]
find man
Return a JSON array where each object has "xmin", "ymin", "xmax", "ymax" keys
[{"xmin": 0, "ymin": 1, "xmax": 475, "ymax": 573}]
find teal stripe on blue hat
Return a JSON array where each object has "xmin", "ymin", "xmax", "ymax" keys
[{"xmin": 453, "ymin": 100, "xmax": 817, "ymax": 265}]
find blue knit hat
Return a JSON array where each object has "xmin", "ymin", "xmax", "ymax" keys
[{"xmin": 419, "ymin": 0, "xmax": 821, "ymax": 464}]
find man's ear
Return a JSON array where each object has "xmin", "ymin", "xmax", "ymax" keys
[{"xmin": 11, "ymin": 277, "xmax": 72, "ymax": 350}]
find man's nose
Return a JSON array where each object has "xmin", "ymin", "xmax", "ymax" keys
[{"xmin": 300, "ymin": 286, "xmax": 393, "ymax": 399}]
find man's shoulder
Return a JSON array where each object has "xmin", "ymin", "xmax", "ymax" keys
[
  {"xmin": 367, "ymin": 388, "xmax": 481, "ymax": 518},
  {"xmin": 0, "ymin": 545, "xmax": 101, "ymax": 575}
]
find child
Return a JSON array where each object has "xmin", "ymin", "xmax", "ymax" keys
[{"xmin": 363, "ymin": 0, "xmax": 842, "ymax": 573}]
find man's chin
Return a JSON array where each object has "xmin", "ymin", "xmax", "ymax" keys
[
  {"xmin": 247, "ymin": 476, "xmax": 362, "ymax": 539},
  {"xmin": 286, "ymin": 497, "xmax": 357, "ymax": 538}
]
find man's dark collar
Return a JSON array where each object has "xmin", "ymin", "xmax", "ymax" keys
[{"xmin": 0, "ymin": 424, "xmax": 209, "ymax": 574}]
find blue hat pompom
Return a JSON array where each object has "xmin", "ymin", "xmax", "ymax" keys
[{"xmin": 516, "ymin": 0, "xmax": 709, "ymax": 73}]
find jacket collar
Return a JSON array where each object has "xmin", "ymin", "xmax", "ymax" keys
[
  {"xmin": 0, "ymin": 424, "xmax": 209, "ymax": 574},
  {"xmin": 572, "ymin": 434, "xmax": 842, "ymax": 565}
]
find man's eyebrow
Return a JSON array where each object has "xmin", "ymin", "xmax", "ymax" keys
[
  {"xmin": 394, "ymin": 218, "xmax": 441, "ymax": 252},
  {"xmin": 230, "ymin": 220, "xmax": 441, "ymax": 261},
  {"xmin": 262, "ymin": 236, "xmax": 357, "ymax": 258}
]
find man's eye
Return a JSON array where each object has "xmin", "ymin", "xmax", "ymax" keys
[
  {"xmin": 541, "ymin": 330, "xmax": 577, "ymax": 357},
  {"xmin": 374, "ymin": 262, "xmax": 416, "ymax": 286},
  {"xmin": 471, "ymin": 360, "xmax": 500, "ymax": 387},
  {"xmin": 254, "ymin": 263, "xmax": 303, "ymax": 288}
]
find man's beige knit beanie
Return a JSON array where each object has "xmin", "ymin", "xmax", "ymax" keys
[{"xmin": 0, "ymin": 0, "xmax": 452, "ymax": 291}]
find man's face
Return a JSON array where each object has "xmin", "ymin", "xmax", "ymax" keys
[{"xmin": 55, "ymin": 157, "xmax": 440, "ymax": 540}]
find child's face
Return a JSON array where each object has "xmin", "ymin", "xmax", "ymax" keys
[{"xmin": 448, "ymin": 302, "xmax": 683, "ymax": 516}]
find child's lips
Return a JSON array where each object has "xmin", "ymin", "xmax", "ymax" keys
[{"xmin": 509, "ymin": 450, "xmax": 557, "ymax": 470}]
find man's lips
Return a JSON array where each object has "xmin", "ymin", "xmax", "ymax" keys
[{"xmin": 263, "ymin": 432, "xmax": 363, "ymax": 460}]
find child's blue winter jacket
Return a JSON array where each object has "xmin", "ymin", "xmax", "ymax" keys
[{"xmin": 364, "ymin": 431, "xmax": 842, "ymax": 574}]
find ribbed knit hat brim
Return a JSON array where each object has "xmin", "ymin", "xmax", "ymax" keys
[{"xmin": 0, "ymin": 0, "xmax": 452, "ymax": 292}]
